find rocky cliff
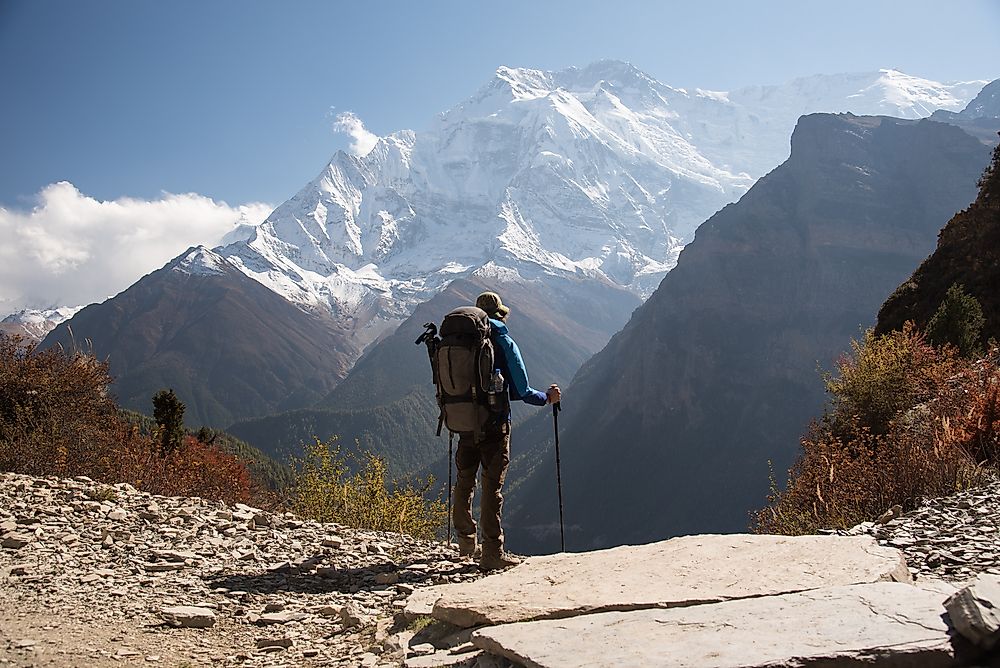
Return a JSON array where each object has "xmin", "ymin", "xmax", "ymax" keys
[
  {"xmin": 505, "ymin": 113, "xmax": 997, "ymax": 553},
  {"xmin": 876, "ymin": 135, "xmax": 1000, "ymax": 344}
]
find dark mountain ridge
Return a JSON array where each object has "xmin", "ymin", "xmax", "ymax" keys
[
  {"xmin": 227, "ymin": 274, "xmax": 640, "ymax": 477},
  {"xmin": 931, "ymin": 79, "xmax": 1000, "ymax": 122},
  {"xmin": 42, "ymin": 248, "xmax": 358, "ymax": 427},
  {"xmin": 506, "ymin": 113, "xmax": 999, "ymax": 554}
]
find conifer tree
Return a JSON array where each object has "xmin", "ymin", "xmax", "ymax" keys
[
  {"xmin": 977, "ymin": 133, "xmax": 1000, "ymax": 207},
  {"xmin": 196, "ymin": 426, "xmax": 217, "ymax": 445},
  {"xmin": 926, "ymin": 283, "xmax": 985, "ymax": 358},
  {"xmin": 152, "ymin": 389, "xmax": 186, "ymax": 455}
]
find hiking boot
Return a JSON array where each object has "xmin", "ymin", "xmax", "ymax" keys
[
  {"xmin": 479, "ymin": 550, "xmax": 523, "ymax": 572},
  {"xmin": 457, "ymin": 535, "xmax": 477, "ymax": 558}
]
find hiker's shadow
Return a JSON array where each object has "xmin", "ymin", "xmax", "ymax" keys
[{"xmin": 204, "ymin": 557, "xmax": 476, "ymax": 596}]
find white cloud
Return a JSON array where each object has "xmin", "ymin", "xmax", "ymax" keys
[
  {"xmin": 333, "ymin": 111, "xmax": 379, "ymax": 156},
  {"xmin": 0, "ymin": 182, "xmax": 273, "ymax": 313}
]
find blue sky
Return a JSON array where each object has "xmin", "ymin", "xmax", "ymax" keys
[
  {"xmin": 2, "ymin": 0, "xmax": 998, "ymax": 208},
  {"xmin": 1, "ymin": 0, "xmax": 998, "ymax": 313}
]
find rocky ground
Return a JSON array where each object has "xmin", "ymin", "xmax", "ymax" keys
[
  {"xmin": 4, "ymin": 472, "xmax": 1000, "ymax": 667},
  {"xmin": 844, "ymin": 477, "xmax": 1000, "ymax": 583},
  {"xmin": 0, "ymin": 473, "xmax": 486, "ymax": 667}
]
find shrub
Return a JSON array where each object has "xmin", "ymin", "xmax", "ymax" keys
[
  {"xmin": 823, "ymin": 323, "xmax": 960, "ymax": 439},
  {"xmin": 291, "ymin": 436, "xmax": 447, "ymax": 540},
  {"xmin": 121, "ymin": 412, "xmax": 292, "ymax": 492},
  {"xmin": 926, "ymin": 347, "xmax": 1000, "ymax": 466},
  {"xmin": 86, "ymin": 486, "xmax": 119, "ymax": 502},
  {"xmin": 1, "ymin": 334, "xmax": 128, "ymax": 477},
  {"xmin": 0, "ymin": 335, "xmax": 259, "ymax": 505},
  {"xmin": 755, "ymin": 419, "xmax": 985, "ymax": 535},
  {"xmin": 926, "ymin": 283, "xmax": 985, "ymax": 358},
  {"xmin": 977, "ymin": 135, "xmax": 1000, "ymax": 203},
  {"xmin": 129, "ymin": 435, "xmax": 255, "ymax": 502},
  {"xmin": 754, "ymin": 329, "xmax": 998, "ymax": 535}
]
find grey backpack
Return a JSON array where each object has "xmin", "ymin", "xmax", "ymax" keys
[{"xmin": 433, "ymin": 306, "xmax": 495, "ymax": 438}]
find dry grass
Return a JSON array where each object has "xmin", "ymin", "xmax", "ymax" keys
[{"xmin": 754, "ymin": 327, "xmax": 1000, "ymax": 534}]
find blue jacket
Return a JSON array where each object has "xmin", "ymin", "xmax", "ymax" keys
[{"xmin": 489, "ymin": 318, "xmax": 547, "ymax": 413}]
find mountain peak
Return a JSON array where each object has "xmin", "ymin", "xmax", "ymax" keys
[
  {"xmin": 0, "ymin": 306, "xmax": 84, "ymax": 342},
  {"xmin": 865, "ymin": 69, "xmax": 986, "ymax": 116},
  {"xmin": 492, "ymin": 65, "xmax": 554, "ymax": 100},
  {"xmin": 554, "ymin": 59, "xmax": 653, "ymax": 89},
  {"xmin": 579, "ymin": 58, "xmax": 642, "ymax": 74},
  {"xmin": 961, "ymin": 78, "xmax": 1000, "ymax": 119},
  {"xmin": 210, "ymin": 63, "xmax": 986, "ymax": 347},
  {"xmin": 169, "ymin": 246, "xmax": 232, "ymax": 277},
  {"xmin": 489, "ymin": 61, "xmax": 656, "ymax": 101}
]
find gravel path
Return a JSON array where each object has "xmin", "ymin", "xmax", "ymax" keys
[
  {"xmin": 0, "ymin": 473, "xmax": 484, "ymax": 667},
  {"xmin": 5, "ymin": 471, "xmax": 1000, "ymax": 667}
]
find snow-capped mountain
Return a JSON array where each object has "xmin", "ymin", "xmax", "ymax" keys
[
  {"xmin": 42, "ymin": 245, "xmax": 359, "ymax": 427},
  {"xmin": 933, "ymin": 78, "xmax": 1000, "ymax": 124},
  {"xmin": 28, "ymin": 62, "xmax": 988, "ymax": 431},
  {"xmin": 1, "ymin": 306, "xmax": 83, "ymax": 342},
  {"xmin": 215, "ymin": 63, "xmax": 984, "ymax": 334}
]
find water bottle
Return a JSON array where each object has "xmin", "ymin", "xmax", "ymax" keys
[{"xmin": 487, "ymin": 370, "xmax": 504, "ymax": 409}]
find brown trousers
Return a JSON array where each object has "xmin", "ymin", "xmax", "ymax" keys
[{"xmin": 452, "ymin": 422, "xmax": 511, "ymax": 556}]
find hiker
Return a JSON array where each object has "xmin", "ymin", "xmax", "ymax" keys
[{"xmin": 453, "ymin": 291, "xmax": 561, "ymax": 570}]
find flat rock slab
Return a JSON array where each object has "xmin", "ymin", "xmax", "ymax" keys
[
  {"xmin": 473, "ymin": 582, "xmax": 956, "ymax": 668},
  {"xmin": 429, "ymin": 534, "xmax": 910, "ymax": 627}
]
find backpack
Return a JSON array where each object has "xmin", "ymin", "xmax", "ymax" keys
[{"xmin": 426, "ymin": 306, "xmax": 496, "ymax": 439}]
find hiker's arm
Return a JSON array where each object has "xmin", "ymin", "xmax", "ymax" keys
[{"xmin": 495, "ymin": 333, "xmax": 547, "ymax": 406}]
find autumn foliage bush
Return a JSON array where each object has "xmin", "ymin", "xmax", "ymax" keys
[
  {"xmin": 290, "ymin": 436, "xmax": 447, "ymax": 540},
  {"xmin": 754, "ymin": 325, "xmax": 1000, "ymax": 535},
  {"xmin": 0, "ymin": 335, "xmax": 257, "ymax": 504}
]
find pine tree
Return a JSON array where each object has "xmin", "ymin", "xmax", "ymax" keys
[
  {"xmin": 926, "ymin": 283, "xmax": 985, "ymax": 358},
  {"xmin": 152, "ymin": 389, "xmax": 186, "ymax": 455},
  {"xmin": 195, "ymin": 426, "xmax": 217, "ymax": 445},
  {"xmin": 977, "ymin": 133, "xmax": 1000, "ymax": 207}
]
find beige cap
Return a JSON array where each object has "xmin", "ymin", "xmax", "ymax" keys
[{"xmin": 476, "ymin": 291, "xmax": 510, "ymax": 319}]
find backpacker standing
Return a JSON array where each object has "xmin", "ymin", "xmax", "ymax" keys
[{"xmin": 452, "ymin": 291, "xmax": 560, "ymax": 570}]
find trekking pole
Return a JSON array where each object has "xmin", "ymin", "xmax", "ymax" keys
[
  {"xmin": 447, "ymin": 431, "xmax": 454, "ymax": 546},
  {"xmin": 553, "ymin": 401, "xmax": 565, "ymax": 552}
]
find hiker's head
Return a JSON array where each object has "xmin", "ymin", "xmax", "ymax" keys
[{"xmin": 476, "ymin": 291, "xmax": 510, "ymax": 321}]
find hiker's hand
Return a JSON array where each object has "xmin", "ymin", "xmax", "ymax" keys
[{"xmin": 546, "ymin": 384, "xmax": 561, "ymax": 405}]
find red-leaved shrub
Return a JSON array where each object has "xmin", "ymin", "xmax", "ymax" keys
[
  {"xmin": 754, "ymin": 327, "xmax": 999, "ymax": 535},
  {"xmin": 0, "ymin": 335, "xmax": 257, "ymax": 505}
]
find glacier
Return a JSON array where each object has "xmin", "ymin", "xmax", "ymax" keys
[{"xmin": 208, "ymin": 62, "xmax": 982, "ymax": 339}]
